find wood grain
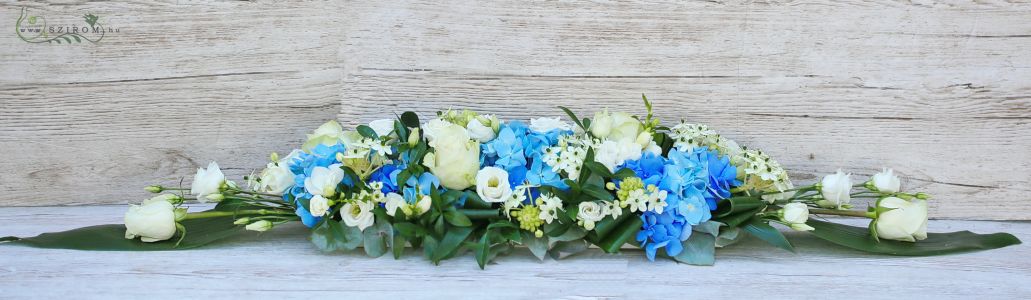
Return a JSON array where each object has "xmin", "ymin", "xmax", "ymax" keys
[
  {"xmin": 0, "ymin": 205, "xmax": 1028, "ymax": 299},
  {"xmin": 0, "ymin": 1, "xmax": 1029, "ymax": 220}
]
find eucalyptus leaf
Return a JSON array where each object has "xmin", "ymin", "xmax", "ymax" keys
[
  {"xmin": 548, "ymin": 239, "xmax": 590, "ymax": 260},
  {"xmin": 715, "ymin": 227, "xmax": 743, "ymax": 248},
  {"xmin": 693, "ymin": 221, "xmax": 723, "ymax": 236},
  {"xmin": 520, "ymin": 231, "xmax": 549, "ymax": 260},
  {"xmin": 743, "ymin": 219, "xmax": 795, "ymax": 253},
  {"xmin": 807, "ymin": 219, "xmax": 1021, "ymax": 256},
  {"xmin": 363, "ymin": 217, "xmax": 393, "ymax": 257},
  {"xmin": 673, "ymin": 232, "xmax": 716, "ymax": 266}
]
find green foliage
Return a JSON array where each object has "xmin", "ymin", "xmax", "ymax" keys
[
  {"xmin": 743, "ymin": 218, "xmax": 795, "ymax": 253},
  {"xmin": 807, "ymin": 219, "xmax": 1021, "ymax": 256}
]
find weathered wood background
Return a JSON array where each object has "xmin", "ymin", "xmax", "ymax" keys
[{"xmin": 0, "ymin": 0, "xmax": 1029, "ymax": 220}]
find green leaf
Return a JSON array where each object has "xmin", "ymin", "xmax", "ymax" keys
[
  {"xmin": 430, "ymin": 226, "xmax": 474, "ymax": 263},
  {"xmin": 548, "ymin": 239, "xmax": 590, "ymax": 260},
  {"xmin": 743, "ymin": 219, "xmax": 795, "ymax": 253},
  {"xmin": 356, "ymin": 125, "xmax": 378, "ymax": 139},
  {"xmin": 613, "ymin": 168, "xmax": 637, "ymax": 179},
  {"xmin": 581, "ymin": 184, "xmax": 614, "ymax": 201},
  {"xmin": 363, "ymin": 216, "xmax": 392, "ymax": 257},
  {"xmin": 715, "ymin": 206, "xmax": 763, "ymax": 228},
  {"xmin": 714, "ymin": 196, "xmax": 764, "ymax": 218},
  {"xmin": 596, "ymin": 217, "xmax": 643, "ymax": 253},
  {"xmin": 520, "ymin": 231, "xmax": 549, "ymax": 260},
  {"xmin": 474, "ymin": 230, "xmax": 492, "ymax": 269},
  {"xmin": 444, "ymin": 209, "xmax": 473, "ymax": 227},
  {"xmin": 584, "ymin": 162, "xmax": 614, "ymax": 179},
  {"xmin": 808, "ymin": 219, "xmax": 1021, "ymax": 256},
  {"xmin": 392, "ymin": 234, "xmax": 406, "ymax": 259},
  {"xmin": 2, "ymin": 210, "xmax": 242, "ymax": 251},
  {"xmin": 557, "ymin": 106, "xmax": 585, "ymax": 130},
  {"xmin": 400, "ymin": 111, "xmax": 420, "ymax": 128},
  {"xmin": 692, "ymin": 221, "xmax": 723, "ymax": 236},
  {"xmin": 394, "ymin": 222, "xmax": 428, "ymax": 237},
  {"xmin": 550, "ymin": 225, "xmax": 587, "ymax": 242},
  {"xmin": 673, "ymin": 232, "xmax": 716, "ymax": 266},
  {"xmin": 715, "ymin": 226, "xmax": 744, "ymax": 247}
]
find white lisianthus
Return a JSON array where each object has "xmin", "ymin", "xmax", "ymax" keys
[
  {"xmin": 529, "ymin": 117, "xmax": 572, "ymax": 133},
  {"xmin": 303, "ymin": 120, "xmax": 345, "ymax": 151},
  {"xmin": 124, "ymin": 198, "xmax": 178, "ymax": 242},
  {"xmin": 870, "ymin": 168, "xmax": 901, "ymax": 193},
  {"xmin": 368, "ymin": 119, "xmax": 395, "ymax": 137},
  {"xmin": 591, "ymin": 109, "xmax": 613, "ymax": 138},
  {"xmin": 817, "ymin": 169, "xmax": 852, "ymax": 209},
  {"xmin": 190, "ymin": 161, "xmax": 226, "ymax": 201},
  {"xmin": 304, "ymin": 164, "xmax": 344, "ymax": 198},
  {"xmin": 384, "ymin": 192, "xmax": 405, "ymax": 217},
  {"xmin": 780, "ymin": 203, "xmax": 814, "ymax": 231},
  {"xmin": 309, "ymin": 195, "xmax": 330, "ymax": 217},
  {"xmin": 476, "ymin": 167, "xmax": 513, "ymax": 203},
  {"xmin": 255, "ymin": 151, "xmax": 299, "ymax": 195},
  {"xmin": 594, "ymin": 140, "xmax": 643, "ymax": 172},
  {"xmin": 466, "ymin": 117, "xmax": 496, "ymax": 143},
  {"xmin": 341, "ymin": 200, "xmax": 375, "ymax": 231},
  {"xmin": 874, "ymin": 197, "xmax": 928, "ymax": 242},
  {"xmin": 577, "ymin": 201, "xmax": 607, "ymax": 231},
  {"xmin": 245, "ymin": 220, "xmax": 273, "ymax": 232},
  {"xmin": 422, "ymin": 121, "xmax": 480, "ymax": 190},
  {"xmin": 607, "ymin": 112, "xmax": 644, "ymax": 143}
]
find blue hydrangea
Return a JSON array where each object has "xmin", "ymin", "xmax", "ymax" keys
[
  {"xmin": 369, "ymin": 163, "xmax": 403, "ymax": 194},
  {"xmin": 482, "ymin": 121, "xmax": 570, "ymax": 191},
  {"xmin": 285, "ymin": 142, "xmax": 348, "ymax": 228},
  {"xmin": 633, "ymin": 148, "xmax": 716, "ymax": 261}
]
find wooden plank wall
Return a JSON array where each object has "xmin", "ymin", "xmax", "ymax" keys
[{"xmin": 0, "ymin": 1, "xmax": 1028, "ymax": 220}]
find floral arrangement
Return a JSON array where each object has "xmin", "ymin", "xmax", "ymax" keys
[{"xmin": 2, "ymin": 96, "xmax": 1019, "ymax": 268}]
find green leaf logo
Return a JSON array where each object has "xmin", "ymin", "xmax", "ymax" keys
[{"xmin": 84, "ymin": 13, "xmax": 98, "ymax": 27}]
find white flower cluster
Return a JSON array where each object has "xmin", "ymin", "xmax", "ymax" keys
[
  {"xmin": 335, "ymin": 182, "xmax": 390, "ymax": 231},
  {"xmin": 542, "ymin": 135, "xmax": 591, "ymax": 178},
  {"xmin": 623, "ymin": 186, "xmax": 669, "ymax": 214},
  {"xmin": 669, "ymin": 123, "xmax": 721, "ymax": 152},
  {"xmin": 536, "ymin": 193, "xmax": 563, "ymax": 224}
]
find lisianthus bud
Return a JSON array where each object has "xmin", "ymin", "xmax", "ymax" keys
[
  {"xmin": 779, "ymin": 203, "xmax": 813, "ymax": 231},
  {"xmin": 190, "ymin": 161, "xmax": 226, "ymax": 201},
  {"xmin": 144, "ymin": 185, "xmax": 163, "ymax": 193},
  {"xmin": 309, "ymin": 195, "xmax": 330, "ymax": 217},
  {"xmin": 591, "ymin": 109, "xmax": 613, "ymax": 138},
  {"xmin": 269, "ymin": 152, "xmax": 280, "ymax": 163},
  {"xmin": 635, "ymin": 131, "xmax": 653, "ymax": 149},
  {"xmin": 817, "ymin": 170, "xmax": 851, "ymax": 209},
  {"xmin": 870, "ymin": 168, "xmax": 901, "ymax": 193},
  {"xmin": 466, "ymin": 118, "xmax": 496, "ymax": 143},
  {"xmin": 245, "ymin": 220, "xmax": 274, "ymax": 232},
  {"xmin": 205, "ymin": 193, "xmax": 225, "ymax": 202},
  {"xmin": 407, "ymin": 128, "xmax": 420, "ymax": 147},
  {"xmin": 872, "ymin": 197, "xmax": 928, "ymax": 242},
  {"xmin": 233, "ymin": 217, "xmax": 251, "ymax": 225}
]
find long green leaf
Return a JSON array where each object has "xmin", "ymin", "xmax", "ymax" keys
[
  {"xmin": 743, "ymin": 219, "xmax": 795, "ymax": 253},
  {"xmin": 596, "ymin": 217, "xmax": 643, "ymax": 253},
  {"xmin": 808, "ymin": 219, "xmax": 1021, "ymax": 256},
  {"xmin": 2, "ymin": 213, "xmax": 242, "ymax": 251},
  {"xmin": 557, "ymin": 106, "xmax": 585, "ymax": 130},
  {"xmin": 430, "ymin": 226, "xmax": 474, "ymax": 263}
]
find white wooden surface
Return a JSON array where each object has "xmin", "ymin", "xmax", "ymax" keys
[
  {"xmin": 0, "ymin": 205, "xmax": 1028, "ymax": 299},
  {"xmin": 0, "ymin": 1, "xmax": 1029, "ymax": 219}
]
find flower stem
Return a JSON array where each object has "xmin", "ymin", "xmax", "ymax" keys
[
  {"xmin": 808, "ymin": 208, "xmax": 873, "ymax": 218},
  {"xmin": 182, "ymin": 209, "xmax": 294, "ymax": 220}
]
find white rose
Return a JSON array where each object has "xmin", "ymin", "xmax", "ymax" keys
[
  {"xmin": 591, "ymin": 109, "xmax": 613, "ymax": 138},
  {"xmin": 124, "ymin": 199, "xmax": 178, "ymax": 242},
  {"xmin": 780, "ymin": 203, "xmax": 813, "ymax": 231},
  {"xmin": 341, "ymin": 200, "xmax": 375, "ymax": 231},
  {"xmin": 577, "ymin": 201, "xmax": 607, "ymax": 230},
  {"xmin": 303, "ymin": 120, "xmax": 345, "ymax": 151},
  {"xmin": 190, "ymin": 161, "xmax": 226, "ymax": 201},
  {"xmin": 529, "ymin": 117, "xmax": 572, "ymax": 133},
  {"xmin": 422, "ymin": 121, "xmax": 480, "ymax": 190},
  {"xmin": 309, "ymin": 195, "xmax": 330, "ymax": 217},
  {"xmin": 817, "ymin": 169, "xmax": 852, "ymax": 209},
  {"xmin": 384, "ymin": 192, "xmax": 405, "ymax": 216},
  {"xmin": 466, "ymin": 118, "xmax": 496, "ymax": 143},
  {"xmin": 304, "ymin": 164, "xmax": 344, "ymax": 197},
  {"xmin": 422, "ymin": 118, "xmax": 455, "ymax": 144},
  {"xmin": 871, "ymin": 168, "xmax": 901, "ymax": 193},
  {"xmin": 368, "ymin": 119, "xmax": 395, "ymax": 137},
  {"xmin": 874, "ymin": 197, "xmax": 928, "ymax": 242},
  {"xmin": 476, "ymin": 167, "xmax": 513, "ymax": 203},
  {"xmin": 607, "ymin": 112, "xmax": 643, "ymax": 143}
]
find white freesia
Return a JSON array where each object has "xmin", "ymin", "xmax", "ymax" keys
[
  {"xmin": 422, "ymin": 121, "xmax": 480, "ymax": 190},
  {"xmin": 124, "ymin": 198, "xmax": 178, "ymax": 242},
  {"xmin": 874, "ymin": 197, "xmax": 928, "ymax": 242},
  {"xmin": 476, "ymin": 167, "xmax": 513, "ymax": 203},
  {"xmin": 384, "ymin": 192, "xmax": 405, "ymax": 216},
  {"xmin": 303, "ymin": 120, "xmax": 345, "ymax": 151},
  {"xmin": 304, "ymin": 164, "xmax": 344, "ymax": 197},
  {"xmin": 780, "ymin": 203, "xmax": 814, "ymax": 231},
  {"xmin": 871, "ymin": 168, "xmax": 901, "ymax": 193},
  {"xmin": 577, "ymin": 201, "xmax": 607, "ymax": 231},
  {"xmin": 341, "ymin": 200, "xmax": 375, "ymax": 231},
  {"xmin": 309, "ymin": 195, "xmax": 330, "ymax": 217},
  {"xmin": 190, "ymin": 161, "xmax": 226, "ymax": 201},
  {"xmin": 255, "ymin": 150, "xmax": 299, "ymax": 195},
  {"xmin": 466, "ymin": 117, "xmax": 496, "ymax": 143},
  {"xmin": 529, "ymin": 117, "xmax": 572, "ymax": 133},
  {"xmin": 817, "ymin": 169, "xmax": 852, "ymax": 209},
  {"xmin": 368, "ymin": 119, "xmax": 395, "ymax": 137},
  {"xmin": 593, "ymin": 140, "xmax": 643, "ymax": 172}
]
